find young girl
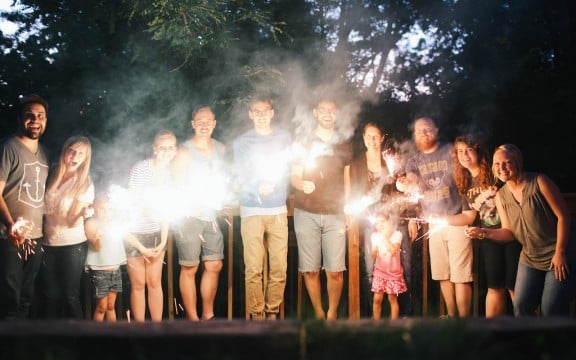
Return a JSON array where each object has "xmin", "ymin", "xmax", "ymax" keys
[
  {"xmin": 84, "ymin": 195, "xmax": 127, "ymax": 322},
  {"xmin": 371, "ymin": 212, "xmax": 407, "ymax": 320}
]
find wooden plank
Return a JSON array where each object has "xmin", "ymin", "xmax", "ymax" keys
[
  {"xmin": 347, "ymin": 219, "xmax": 360, "ymax": 319},
  {"xmin": 227, "ymin": 214, "xmax": 234, "ymax": 320},
  {"xmin": 166, "ymin": 233, "xmax": 174, "ymax": 320}
]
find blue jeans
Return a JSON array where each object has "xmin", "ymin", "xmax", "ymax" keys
[
  {"xmin": 0, "ymin": 237, "xmax": 44, "ymax": 319},
  {"xmin": 41, "ymin": 242, "xmax": 88, "ymax": 319},
  {"xmin": 514, "ymin": 262, "xmax": 575, "ymax": 316}
]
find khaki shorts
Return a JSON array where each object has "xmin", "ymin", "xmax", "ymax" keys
[{"xmin": 428, "ymin": 224, "xmax": 473, "ymax": 283}]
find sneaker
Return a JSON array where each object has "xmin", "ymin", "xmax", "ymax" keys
[{"xmin": 439, "ymin": 315, "xmax": 451, "ymax": 320}]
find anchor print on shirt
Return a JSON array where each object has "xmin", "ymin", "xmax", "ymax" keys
[{"xmin": 18, "ymin": 161, "xmax": 48, "ymax": 208}]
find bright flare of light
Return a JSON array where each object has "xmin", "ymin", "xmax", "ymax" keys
[
  {"xmin": 382, "ymin": 149, "xmax": 401, "ymax": 176},
  {"xmin": 292, "ymin": 142, "xmax": 328, "ymax": 171},
  {"xmin": 252, "ymin": 149, "xmax": 292, "ymax": 185},
  {"xmin": 344, "ymin": 195, "xmax": 377, "ymax": 215},
  {"xmin": 13, "ymin": 216, "xmax": 33, "ymax": 238}
]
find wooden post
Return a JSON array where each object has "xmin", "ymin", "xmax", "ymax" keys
[
  {"xmin": 166, "ymin": 232, "xmax": 174, "ymax": 320},
  {"xmin": 422, "ymin": 224, "xmax": 429, "ymax": 316},
  {"xmin": 473, "ymin": 239, "xmax": 480, "ymax": 317},
  {"xmin": 348, "ymin": 219, "xmax": 360, "ymax": 319},
  {"xmin": 227, "ymin": 214, "xmax": 234, "ymax": 320},
  {"xmin": 297, "ymin": 271, "xmax": 303, "ymax": 320}
]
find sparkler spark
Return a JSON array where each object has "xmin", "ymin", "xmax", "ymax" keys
[
  {"xmin": 382, "ymin": 149, "xmax": 402, "ymax": 176},
  {"xmin": 13, "ymin": 217, "xmax": 37, "ymax": 260},
  {"xmin": 344, "ymin": 195, "xmax": 377, "ymax": 215},
  {"xmin": 400, "ymin": 216, "xmax": 448, "ymax": 226}
]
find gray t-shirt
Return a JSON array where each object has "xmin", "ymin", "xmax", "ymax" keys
[
  {"xmin": 405, "ymin": 142, "xmax": 462, "ymax": 217},
  {"xmin": 0, "ymin": 135, "xmax": 49, "ymax": 239}
]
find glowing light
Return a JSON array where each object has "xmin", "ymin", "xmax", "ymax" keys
[
  {"xmin": 252, "ymin": 149, "xmax": 292, "ymax": 185},
  {"xmin": 13, "ymin": 217, "xmax": 33, "ymax": 238},
  {"xmin": 292, "ymin": 141, "xmax": 328, "ymax": 171},
  {"xmin": 382, "ymin": 149, "xmax": 402, "ymax": 176},
  {"xmin": 13, "ymin": 217, "xmax": 37, "ymax": 260},
  {"xmin": 344, "ymin": 195, "xmax": 377, "ymax": 215}
]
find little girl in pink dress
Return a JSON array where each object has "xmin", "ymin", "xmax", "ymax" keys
[{"xmin": 371, "ymin": 213, "xmax": 407, "ymax": 319}]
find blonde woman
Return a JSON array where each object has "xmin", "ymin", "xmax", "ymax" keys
[{"xmin": 42, "ymin": 135, "xmax": 94, "ymax": 319}]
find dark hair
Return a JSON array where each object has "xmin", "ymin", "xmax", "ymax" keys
[
  {"xmin": 19, "ymin": 94, "xmax": 49, "ymax": 112},
  {"xmin": 190, "ymin": 104, "xmax": 214, "ymax": 120},
  {"xmin": 248, "ymin": 95, "xmax": 273, "ymax": 110},
  {"xmin": 452, "ymin": 134, "xmax": 493, "ymax": 195}
]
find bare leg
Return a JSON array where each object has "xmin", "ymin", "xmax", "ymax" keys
[
  {"xmin": 200, "ymin": 260, "xmax": 222, "ymax": 320},
  {"xmin": 326, "ymin": 271, "xmax": 343, "ymax": 320},
  {"xmin": 126, "ymin": 257, "xmax": 146, "ymax": 321},
  {"xmin": 388, "ymin": 293, "xmax": 400, "ymax": 320},
  {"xmin": 179, "ymin": 265, "xmax": 199, "ymax": 321},
  {"xmin": 439, "ymin": 280, "xmax": 457, "ymax": 317},
  {"xmin": 372, "ymin": 292, "xmax": 384, "ymax": 319},
  {"xmin": 455, "ymin": 282, "xmax": 472, "ymax": 318},
  {"xmin": 303, "ymin": 271, "xmax": 325, "ymax": 319},
  {"xmin": 485, "ymin": 288, "xmax": 506, "ymax": 318},
  {"xmin": 146, "ymin": 250, "xmax": 166, "ymax": 322},
  {"xmin": 93, "ymin": 296, "xmax": 108, "ymax": 322},
  {"xmin": 105, "ymin": 292, "xmax": 118, "ymax": 322}
]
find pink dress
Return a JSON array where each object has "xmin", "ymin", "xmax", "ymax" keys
[{"xmin": 371, "ymin": 230, "xmax": 407, "ymax": 295}]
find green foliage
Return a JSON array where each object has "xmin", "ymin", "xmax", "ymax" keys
[
  {"xmin": 125, "ymin": 0, "xmax": 287, "ymax": 70},
  {"xmin": 1, "ymin": 0, "xmax": 576, "ymax": 189}
]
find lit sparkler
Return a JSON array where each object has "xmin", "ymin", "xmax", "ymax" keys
[
  {"xmin": 13, "ymin": 217, "xmax": 37, "ymax": 260},
  {"xmin": 400, "ymin": 216, "xmax": 448, "ymax": 226},
  {"xmin": 382, "ymin": 149, "xmax": 402, "ymax": 177},
  {"xmin": 344, "ymin": 195, "xmax": 378, "ymax": 216},
  {"xmin": 252, "ymin": 149, "xmax": 292, "ymax": 186},
  {"xmin": 292, "ymin": 141, "xmax": 328, "ymax": 172}
]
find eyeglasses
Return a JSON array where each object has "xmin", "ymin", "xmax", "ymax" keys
[
  {"xmin": 155, "ymin": 145, "xmax": 176, "ymax": 152},
  {"xmin": 316, "ymin": 108, "xmax": 338, "ymax": 116},
  {"xmin": 250, "ymin": 108, "xmax": 272, "ymax": 116},
  {"xmin": 194, "ymin": 121, "xmax": 214, "ymax": 127}
]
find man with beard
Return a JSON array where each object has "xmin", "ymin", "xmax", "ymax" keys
[
  {"xmin": 0, "ymin": 94, "xmax": 50, "ymax": 319},
  {"xmin": 399, "ymin": 116, "xmax": 473, "ymax": 318},
  {"xmin": 171, "ymin": 105, "xmax": 226, "ymax": 321},
  {"xmin": 291, "ymin": 98, "xmax": 352, "ymax": 320}
]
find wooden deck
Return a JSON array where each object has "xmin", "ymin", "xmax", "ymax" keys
[
  {"xmin": 75, "ymin": 193, "xmax": 576, "ymax": 321},
  {"xmin": 3, "ymin": 317, "xmax": 576, "ymax": 359}
]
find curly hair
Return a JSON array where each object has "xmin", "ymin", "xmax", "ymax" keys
[{"xmin": 452, "ymin": 134, "xmax": 494, "ymax": 196}]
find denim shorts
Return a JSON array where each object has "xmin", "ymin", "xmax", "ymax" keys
[
  {"xmin": 293, "ymin": 208, "xmax": 347, "ymax": 272},
  {"xmin": 174, "ymin": 217, "xmax": 224, "ymax": 266},
  {"xmin": 89, "ymin": 268, "xmax": 123, "ymax": 299}
]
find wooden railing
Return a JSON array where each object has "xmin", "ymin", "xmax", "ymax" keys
[{"xmin": 91, "ymin": 193, "xmax": 576, "ymax": 320}]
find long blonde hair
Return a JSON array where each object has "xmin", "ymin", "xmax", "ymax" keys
[{"xmin": 47, "ymin": 135, "xmax": 93, "ymax": 200}]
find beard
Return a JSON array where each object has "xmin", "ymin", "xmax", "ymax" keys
[
  {"xmin": 415, "ymin": 136, "xmax": 437, "ymax": 152},
  {"xmin": 20, "ymin": 123, "xmax": 44, "ymax": 140}
]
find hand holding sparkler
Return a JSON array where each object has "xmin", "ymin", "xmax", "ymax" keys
[
  {"xmin": 396, "ymin": 175, "xmax": 409, "ymax": 193},
  {"xmin": 83, "ymin": 205, "xmax": 95, "ymax": 219},
  {"xmin": 302, "ymin": 180, "xmax": 315, "ymax": 194},
  {"xmin": 464, "ymin": 226, "xmax": 486, "ymax": 239},
  {"xmin": 11, "ymin": 217, "xmax": 34, "ymax": 247}
]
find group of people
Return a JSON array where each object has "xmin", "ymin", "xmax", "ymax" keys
[
  {"xmin": 396, "ymin": 117, "xmax": 576, "ymax": 318},
  {"xmin": 1, "ymin": 93, "xmax": 574, "ymax": 322}
]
